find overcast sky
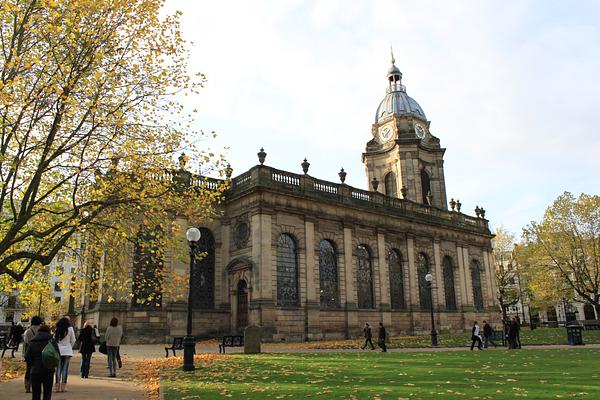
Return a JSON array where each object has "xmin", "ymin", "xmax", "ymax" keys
[{"xmin": 164, "ymin": 0, "xmax": 600, "ymax": 237}]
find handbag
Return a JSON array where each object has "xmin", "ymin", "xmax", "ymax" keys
[{"xmin": 99, "ymin": 341, "xmax": 107, "ymax": 354}]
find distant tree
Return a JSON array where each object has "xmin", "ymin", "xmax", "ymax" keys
[
  {"xmin": 492, "ymin": 227, "xmax": 521, "ymax": 321},
  {"xmin": 520, "ymin": 192, "xmax": 600, "ymax": 317},
  {"xmin": 0, "ymin": 0, "xmax": 226, "ymax": 290}
]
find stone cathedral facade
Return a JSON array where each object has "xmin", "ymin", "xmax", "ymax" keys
[{"xmin": 81, "ymin": 58, "xmax": 498, "ymax": 343}]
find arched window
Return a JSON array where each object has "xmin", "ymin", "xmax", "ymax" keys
[
  {"xmin": 421, "ymin": 169, "xmax": 431, "ymax": 204},
  {"xmin": 277, "ymin": 234, "xmax": 299, "ymax": 306},
  {"xmin": 417, "ymin": 253, "xmax": 431, "ymax": 310},
  {"xmin": 388, "ymin": 249, "xmax": 405, "ymax": 309},
  {"xmin": 319, "ymin": 240, "xmax": 339, "ymax": 308},
  {"xmin": 584, "ymin": 304, "xmax": 597, "ymax": 320},
  {"xmin": 547, "ymin": 306, "xmax": 558, "ymax": 322},
  {"xmin": 132, "ymin": 227, "xmax": 164, "ymax": 308},
  {"xmin": 471, "ymin": 260, "xmax": 484, "ymax": 310},
  {"xmin": 384, "ymin": 172, "xmax": 398, "ymax": 198},
  {"xmin": 443, "ymin": 256, "xmax": 457, "ymax": 310},
  {"xmin": 356, "ymin": 245, "xmax": 374, "ymax": 309},
  {"xmin": 192, "ymin": 228, "xmax": 215, "ymax": 309}
]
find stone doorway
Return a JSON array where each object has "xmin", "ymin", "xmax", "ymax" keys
[{"xmin": 237, "ymin": 280, "xmax": 249, "ymax": 331}]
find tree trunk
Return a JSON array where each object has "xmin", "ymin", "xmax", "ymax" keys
[{"xmin": 595, "ymin": 303, "xmax": 600, "ymax": 320}]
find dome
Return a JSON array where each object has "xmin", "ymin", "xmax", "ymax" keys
[
  {"xmin": 375, "ymin": 53, "xmax": 426, "ymax": 124},
  {"xmin": 375, "ymin": 90, "xmax": 426, "ymax": 123}
]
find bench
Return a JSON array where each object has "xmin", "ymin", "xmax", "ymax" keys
[
  {"xmin": 219, "ymin": 335, "xmax": 243, "ymax": 353},
  {"xmin": 0, "ymin": 335, "xmax": 20, "ymax": 358},
  {"xmin": 584, "ymin": 323, "xmax": 600, "ymax": 330},
  {"xmin": 165, "ymin": 336, "xmax": 184, "ymax": 357},
  {"xmin": 491, "ymin": 330, "xmax": 506, "ymax": 346}
]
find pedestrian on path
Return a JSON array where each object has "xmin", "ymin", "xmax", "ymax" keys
[
  {"xmin": 482, "ymin": 321, "xmax": 497, "ymax": 348},
  {"xmin": 105, "ymin": 318, "xmax": 123, "ymax": 378},
  {"xmin": 78, "ymin": 321, "xmax": 96, "ymax": 378},
  {"xmin": 54, "ymin": 317, "xmax": 76, "ymax": 392},
  {"xmin": 361, "ymin": 323, "xmax": 375, "ymax": 350},
  {"xmin": 514, "ymin": 316, "xmax": 522, "ymax": 348},
  {"xmin": 507, "ymin": 317, "xmax": 519, "ymax": 349},
  {"xmin": 23, "ymin": 316, "xmax": 43, "ymax": 393},
  {"xmin": 25, "ymin": 324, "xmax": 56, "ymax": 400},
  {"xmin": 470, "ymin": 321, "xmax": 483, "ymax": 350},
  {"xmin": 378, "ymin": 322, "xmax": 387, "ymax": 352}
]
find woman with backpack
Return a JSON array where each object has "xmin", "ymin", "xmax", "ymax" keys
[
  {"xmin": 25, "ymin": 324, "xmax": 56, "ymax": 400},
  {"xmin": 78, "ymin": 321, "xmax": 96, "ymax": 378},
  {"xmin": 54, "ymin": 317, "xmax": 76, "ymax": 392}
]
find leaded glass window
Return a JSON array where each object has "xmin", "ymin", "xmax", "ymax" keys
[
  {"xmin": 443, "ymin": 256, "xmax": 457, "ymax": 310},
  {"xmin": 384, "ymin": 172, "xmax": 397, "ymax": 198},
  {"xmin": 319, "ymin": 240, "xmax": 339, "ymax": 308},
  {"xmin": 132, "ymin": 228, "xmax": 164, "ymax": 308},
  {"xmin": 356, "ymin": 245, "xmax": 374, "ymax": 309},
  {"xmin": 389, "ymin": 249, "xmax": 405, "ymax": 309},
  {"xmin": 191, "ymin": 228, "xmax": 215, "ymax": 309},
  {"xmin": 417, "ymin": 253, "xmax": 431, "ymax": 310},
  {"xmin": 471, "ymin": 260, "xmax": 484, "ymax": 310},
  {"xmin": 277, "ymin": 234, "xmax": 299, "ymax": 307}
]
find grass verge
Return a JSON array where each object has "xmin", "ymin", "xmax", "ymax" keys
[{"xmin": 160, "ymin": 349, "xmax": 600, "ymax": 399}]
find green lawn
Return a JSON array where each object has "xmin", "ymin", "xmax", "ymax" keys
[
  {"xmin": 161, "ymin": 349, "xmax": 600, "ymax": 399},
  {"xmin": 294, "ymin": 328, "xmax": 600, "ymax": 349}
]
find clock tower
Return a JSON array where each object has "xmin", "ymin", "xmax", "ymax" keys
[{"xmin": 362, "ymin": 54, "xmax": 448, "ymax": 209}]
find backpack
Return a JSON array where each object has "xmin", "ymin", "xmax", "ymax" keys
[{"xmin": 42, "ymin": 339, "xmax": 60, "ymax": 369}]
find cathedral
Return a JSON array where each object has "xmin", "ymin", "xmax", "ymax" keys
[{"xmin": 81, "ymin": 57, "xmax": 498, "ymax": 343}]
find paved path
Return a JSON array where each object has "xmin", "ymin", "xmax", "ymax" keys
[{"xmin": 0, "ymin": 353, "xmax": 145, "ymax": 400}]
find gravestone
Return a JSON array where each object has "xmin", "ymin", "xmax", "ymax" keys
[{"xmin": 244, "ymin": 325, "xmax": 262, "ymax": 354}]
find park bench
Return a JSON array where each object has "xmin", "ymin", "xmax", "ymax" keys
[
  {"xmin": 165, "ymin": 336, "xmax": 184, "ymax": 357},
  {"xmin": 491, "ymin": 330, "xmax": 505, "ymax": 346},
  {"xmin": 0, "ymin": 335, "xmax": 20, "ymax": 358},
  {"xmin": 218, "ymin": 335, "xmax": 243, "ymax": 353}
]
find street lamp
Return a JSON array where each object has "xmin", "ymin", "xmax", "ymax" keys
[
  {"xmin": 425, "ymin": 272, "xmax": 438, "ymax": 347},
  {"xmin": 183, "ymin": 227, "xmax": 201, "ymax": 372}
]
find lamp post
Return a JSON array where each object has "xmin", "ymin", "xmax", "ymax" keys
[
  {"xmin": 425, "ymin": 272, "xmax": 438, "ymax": 347},
  {"xmin": 183, "ymin": 227, "xmax": 201, "ymax": 372}
]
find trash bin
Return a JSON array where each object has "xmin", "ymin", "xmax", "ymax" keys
[{"xmin": 566, "ymin": 324, "xmax": 584, "ymax": 345}]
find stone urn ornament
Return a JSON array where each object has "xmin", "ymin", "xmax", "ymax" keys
[
  {"xmin": 371, "ymin": 177, "xmax": 379, "ymax": 191},
  {"xmin": 338, "ymin": 168, "xmax": 347, "ymax": 183},
  {"xmin": 301, "ymin": 158, "xmax": 310, "ymax": 175},
  {"xmin": 257, "ymin": 147, "xmax": 266, "ymax": 165}
]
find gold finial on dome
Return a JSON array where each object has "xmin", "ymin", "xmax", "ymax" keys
[{"xmin": 390, "ymin": 44, "xmax": 395, "ymax": 65}]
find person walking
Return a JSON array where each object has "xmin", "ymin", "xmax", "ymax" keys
[
  {"xmin": 54, "ymin": 317, "xmax": 76, "ymax": 392},
  {"xmin": 507, "ymin": 317, "xmax": 519, "ymax": 349},
  {"xmin": 361, "ymin": 323, "xmax": 375, "ymax": 350},
  {"xmin": 470, "ymin": 321, "xmax": 483, "ymax": 350},
  {"xmin": 11, "ymin": 322, "xmax": 25, "ymax": 347},
  {"xmin": 377, "ymin": 322, "xmax": 387, "ymax": 352},
  {"xmin": 514, "ymin": 316, "xmax": 522, "ymax": 349},
  {"xmin": 482, "ymin": 320, "xmax": 497, "ymax": 348},
  {"xmin": 78, "ymin": 321, "xmax": 96, "ymax": 378},
  {"xmin": 24, "ymin": 324, "xmax": 56, "ymax": 400},
  {"xmin": 105, "ymin": 317, "xmax": 123, "ymax": 377},
  {"xmin": 23, "ymin": 316, "xmax": 43, "ymax": 393}
]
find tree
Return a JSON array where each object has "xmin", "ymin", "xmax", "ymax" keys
[
  {"xmin": 492, "ymin": 227, "xmax": 521, "ymax": 321},
  {"xmin": 0, "ymin": 0, "xmax": 226, "ymax": 289},
  {"xmin": 520, "ymin": 192, "xmax": 600, "ymax": 317}
]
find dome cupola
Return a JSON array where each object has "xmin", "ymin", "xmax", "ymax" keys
[{"xmin": 375, "ymin": 52, "xmax": 426, "ymax": 124}]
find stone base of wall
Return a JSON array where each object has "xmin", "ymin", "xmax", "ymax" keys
[{"xmin": 82, "ymin": 303, "xmax": 501, "ymax": 344}]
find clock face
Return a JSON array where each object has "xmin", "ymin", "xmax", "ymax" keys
[
  {"xmin": 379, "ymin": 125, "xmax": 393, "ymax": 142},
  {"xmin": 415, "ymin": 123, "xmax": 425, "ymax": 139}
]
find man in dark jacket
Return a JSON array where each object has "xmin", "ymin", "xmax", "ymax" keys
[
  {"xmin": 25, "ymin": 324, "xmax": 55, "ymax": 400},
  {"xmin": 361, "ymin": 323, "xmax": 375, "ymax": 350},
  {"xmin": 378, "ymin": 323, "xmax": 387, "ymax": 352},
  {"xmin": 482, "ymin": 321, "xmax": 497, "ymax": 348}
]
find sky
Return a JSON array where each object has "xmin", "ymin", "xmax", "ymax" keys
[{"xmin": 164, "ymin": 0, "xmax": 600, "ymax": 237}]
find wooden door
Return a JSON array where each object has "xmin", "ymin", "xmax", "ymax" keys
[{"xmin": 236, "ymin": 280, "xmax": 248, "ymax": 331}]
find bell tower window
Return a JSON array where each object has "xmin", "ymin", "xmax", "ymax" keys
[
  {"xmin": 384, "ymin": 172, "xmax": 397, "ymax": 198},
  {"xmin": 421, "ymin": 169, "xmax": 431, "ymax": 204}
]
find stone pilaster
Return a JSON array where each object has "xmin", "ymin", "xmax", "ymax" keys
[
  {"xmin": 251, "ymin": 213, "xmax": 274, "ymax": 331},
  {"xmin": 219, "ymin": 222, "xmax": 231, "ymax": 307},
  {"xmin": 377, "ymin": 232, "xmax": 391, "ymax": 326},
  {"xmin": 304, "ymin": 220, "xmax": 320, "ymax": 337},
  {"xmin": 406, "ymin": 236, "xmax": 418, "ymax": 308},
  {"xmin": 433, "ymin": 240, "xmax": 444, "ymax": 308},
  {"xmin": 462, "ymin": 246, "xmax": 473, "ymax": 306},
  {"xmin": 482, "ymin": 250, "xmax": 495, "ymax": 306},
  {"xmin": 343, "ymin": 226, "xmax": 358, "ymax": 335},
  {"xmin": 456, "ymin": 245, "xmax": 467, "ymax": 307}
]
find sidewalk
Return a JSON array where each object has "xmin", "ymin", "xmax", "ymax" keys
[{"xmin": 0, "ymin": 353, "xmax": 145, "ymax": 400}]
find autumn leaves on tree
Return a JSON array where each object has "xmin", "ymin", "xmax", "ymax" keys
[{"xmin": 0, "ymin": 0, "xmax": 227, "ymax": 309}]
